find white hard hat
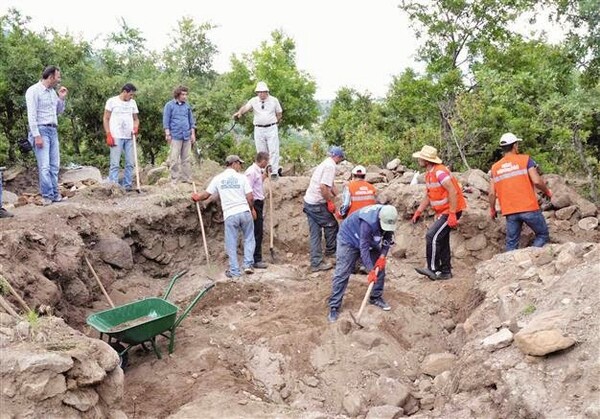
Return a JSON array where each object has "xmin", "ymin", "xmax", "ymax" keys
[
  {"xmin": 352, "ymin": 165, "xmax": 366, "ymax": 176},
  {"xmin": 499, "ymin": 132, "xmax": 522, "ymax": 146},
  {"xmin": 255, "ymin": 81, "xmax": 269, "ymax": 92}
]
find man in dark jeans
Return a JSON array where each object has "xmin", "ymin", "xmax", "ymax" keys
[
  {"xmin": 245, "ymin": 152, "xmax": 270, "ymax": 268},
  {"xmin": 303, "ymin": 146, "xmax": 345, "ymax": 272}
]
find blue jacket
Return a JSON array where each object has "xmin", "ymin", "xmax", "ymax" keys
[
  {"xmin": 163, "ymin": 100, "xmax": 195, "ymax": 140},
  {"xmin": 338, "ymin": 204, "xmax": 394, "ymax": 270}
]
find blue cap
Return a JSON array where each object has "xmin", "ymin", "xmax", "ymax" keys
[{"xmin": 328, "ymin": 145, "xmax": 345, "ymax": 159}]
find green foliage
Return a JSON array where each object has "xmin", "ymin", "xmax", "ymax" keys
[{"xmin": 522, "ymin": 303, "xmax": 536, "ymax": 315}]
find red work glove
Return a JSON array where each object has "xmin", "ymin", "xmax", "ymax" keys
[
  {"xmin": 191, "ymin": 193, "xmax": 201, "ymax": 202},
  {"xmin": 490, "ymin": 208, "xmax": 497, "ymax": 220},
  {"xmin": 447, "ymin": 212, "xmax": 458, "ymax": 228},
  {"xmin": 374, "ymin": 256, "xmax": 386, "ymax": 271},
  {"xmin": 411, "ymin": 210, "xmax": 422, "ymax": 224},
  {"xmin": 106, "ymin": 132, "xmax": 115, "ymax": 147},
  {"xmin": 367, "ymin": 269, "xmax": 378, "ymax": 284},
  {"xmin": 546, "ymin": 189, "xmax": 553, "ymax": 198},
  {"xmin": 326, "ymin": 200, "xmax": 336, "ymax": 214}
]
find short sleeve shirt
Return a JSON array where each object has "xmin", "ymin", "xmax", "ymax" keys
[
  {"xmin": 206, "ymin": 168, "xmax": 252, "ymax": 220},
  {"xmin": 246, "ymin": 95, "xmax": 282, "ymax": 126},
  {"xmin": 105, "ymin": 96, "xmax": 139, "ymax": 139},
  {"xmin": 303, "ymin": 157, "xmax": 336, "ymax": 205}
]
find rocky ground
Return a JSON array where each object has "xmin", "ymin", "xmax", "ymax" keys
[{"xmin": 0, "ymin": 160, "xmax": 598, "ymax": 418}]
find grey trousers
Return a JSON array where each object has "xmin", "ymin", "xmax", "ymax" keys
[{"xmin": 168, "ymin": 139, "xmax": 192, "ymax": 182}]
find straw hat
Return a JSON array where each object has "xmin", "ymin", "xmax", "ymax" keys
[{"xmin": 412, "ymin": 145, "xmax": 442, "ymax": 164}]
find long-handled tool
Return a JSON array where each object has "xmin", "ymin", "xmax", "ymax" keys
[
  {"xmin": 196, "ymin": 120, "xmax": 237, "ymax": 160},
  {"xmin": 268, "ymin": 177, "xmax": 277, "ymax": 263},
  {"xmin": 85, "ymin": 255, "xmax": 115, "ymax": 308},
  {"xmin": 350, "ymin": 266, "xmax": 380, "ymax": 329},
  {"xmin": 131, "ymin": 133, "xmax": 142, "ymax": 193},
  {"xmin": 193, "ymin": 182, "xmax": 211, "ymax": 267}
]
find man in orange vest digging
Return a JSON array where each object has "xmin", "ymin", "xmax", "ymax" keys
[
  {"xmin": 411, "ymin": 145, "xmax": 467, "ymax": 281},
  {"xmin": 338, "ymin": 165, "xmax": 378, "ymax": 219},
  {"xmin": 489, "ymin": 133, "xmax": 552, "ymax": 251}
]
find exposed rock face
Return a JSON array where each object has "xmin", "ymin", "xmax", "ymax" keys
[{"xmin": 0, "ymin": 317, "xmax": 125, "ymax": 418}]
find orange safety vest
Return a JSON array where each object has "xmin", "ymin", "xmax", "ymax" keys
[
  {"xmin": 491, "ymin": 154, "xmax": 539, "ymax": 215},
  {"xmin": 347, "ymin": 180, "xmax": 378, "ymax": 216},
  {"xmin": 425, "ymin": 164, "xmax": 467, "ymax": 215}
]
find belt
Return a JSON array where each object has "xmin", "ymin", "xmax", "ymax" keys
[
  {"xmin": 254, "ymin": 123, "xmax": 277, "ymax": 128},
  {"xmin": 40, "ymin": 123, "xmax": 58, "ymax": 128}
]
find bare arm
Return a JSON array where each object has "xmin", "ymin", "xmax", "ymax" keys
[
  {"xmin": 528, "ymin": 167, "xmax": 551, "ymax": 196},
  {"xmin": 246, "ymin": 192, "xmax": 254, "ymax": 209},
  {"xmin": 488, "ymin": 179, "xmax": 497, "ymax": 210},
  {"xmin": 103, "ymin": 110, "xmax": 111, "ymax": 134},
  {"xmin": 415, "ymin": 195, "xmax": 430, "ymax": 214},
  {"xmin": 233, "ymin": 103, "xmax": 252, "ymax": 119},
  {"xmin": 320, "ymin": 184, "xmax": 335, "ymax": 201},
  {"xmin": 276, "ymin": 111, "xmax": 282, "ymax": 123},
  {"xmin": 133, "ymin": 113, "xmax": 140, "ymax": 133}
]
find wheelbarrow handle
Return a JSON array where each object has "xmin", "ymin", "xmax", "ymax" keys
[
  {"xmin": 172, "ymin": 282, "xmax": 215, "ymax": 330},
  {"xmin": 162, "ymin": 270, "xmax": 189, "ymax": 300}
]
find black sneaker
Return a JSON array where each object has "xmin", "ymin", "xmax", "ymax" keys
[
  {"xmin": 415, "ymin": 267, "xmax": 437, "ymax": 280},
  {"xmin": 369, "ymin": 298, "xmax": 391, "ymax": 311},
  {"xmin": 0, "ymin": 207, "xmax": 14, "ymax": 218},
  {"xmin": 254, "ymin": 261, "xmax": 268, "ymax": 269},
  {"xmin": 327, "ymin": 308, "xmax": 339, "ymax": 322},
  {"xmin": 436, "ymin": 272, "xmax": 453, "ymax": 280}
]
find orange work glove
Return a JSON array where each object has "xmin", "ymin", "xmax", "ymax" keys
[
  {"xmin": 447, "ymin": 212, "xmax": 458, "ymax": 228},
  {"xmin": 106, "ymin": 132, "xmax": 115, "ymax": 147},
  {"xmin": 374, "ymin": 256, "xmax": 386, "ymax": 271},
  {"xmin": 326, "ymin": 200, "xmax": 336, "ymax": 214},
  {"xmin": 411, "ymin": 210, "xmax": 422, "ymax": 224},
  {"xmin": 191, "ymin": 193, "xmax": 201, "ymax": 202},
  {"xmin": 490, "ymin": 208, "xmax": 497, "ymax": 219},
  {"xmin": 367, "ymin": 269, "xmax": 378, "ymax": 284}
]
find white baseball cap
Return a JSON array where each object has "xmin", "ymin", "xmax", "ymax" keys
[
  {"xmin": 499, "ymin": 132, "xmax": 523, "ymax": 146},
  {"xmin": 255, "ymin": 81, "xmax": 269, "ymax": 92},
  {"xmin": 352, "ymin": 165, "xmax": 366, "ymax": 176}
]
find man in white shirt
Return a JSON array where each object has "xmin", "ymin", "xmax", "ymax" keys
[
  {"xmin": 192, "ymin": 155, "xmax": 256, "ymax": 279},
  {"xmin": 103, "ymin": 83, "xmax": 140, "ymax": 190},
  {"xmin": 303, "ymin": 146, "xmax": 345, "ymax": 272},
  {"xmin": 245, "ymin": 152, "xmax": 270, "ymax": 269},
  {"xmin": 233, "ymin": 81, "xmax": 283, "ymax": 180}
]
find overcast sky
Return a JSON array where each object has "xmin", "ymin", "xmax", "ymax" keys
[{"xmin": 2, "ymin": 0, "xmax": 421, "ymax": 100}]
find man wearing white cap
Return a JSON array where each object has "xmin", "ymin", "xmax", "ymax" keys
[
  {"xmin": 411, "ymin": 145, "xmax": 467, "ymax": 281},
  {"xmin": 192, "ymin": 155, "xmax": 256, "ymax": 279},
  {"xmin": 233, "ymin": 81, "xmax": 283, "ymax": 180},
  {"xmin": 489, "ymin": 133, "xmax": 552, "ymax": 251},
  {"xmin": 327, "ymin": 204, "xmax": 397, "ymax": 322}
]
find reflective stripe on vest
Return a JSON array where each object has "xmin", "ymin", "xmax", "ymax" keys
[
  {"xmin": 425, "ymin": 164, "xmax": 467, "ymax": 215},
  {"xmin": 492, "ymin": 168, "xmax": 528, "ymax": 183},
  {"xmin": 347, "ymin": 180, "xmax": 377, "ymax": 216},
  {"xmin": 430, "ymin": 197, "xmax": 448, "ymax": 207}
]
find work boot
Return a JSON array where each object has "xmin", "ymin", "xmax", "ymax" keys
[
  {"xmin": 0, "ymin": 207, "xmax": 14, "ymax": 218},
  {"xmin": 327, "ymin": 307, "xmax": 339, "ymax": 322},
  {"xmin": 311, "ymin": 261, "xmax": 333, "ymax": 273},
  {"xmin": 369, "ymin": 298, "xmax": 391, "ymax": 311},
  {"xmin": 254, "ymin": 261, "xmax": 268, "ymax": 269},
  {"xmin": 436, "ymin": 272, "xmax": 453, "ymax": 280},
  {"xmin": 244, "ymin": 266, "xmax": 254, "ymax": 275}
]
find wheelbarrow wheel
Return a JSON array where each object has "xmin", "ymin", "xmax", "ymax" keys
[{"xmin": 109, "ymin": 342, "xmax": 129, "ymax": 369}]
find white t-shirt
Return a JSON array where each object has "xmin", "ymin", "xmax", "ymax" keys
[
  {"xmin": 206, "ymin": 168, "xmax": 252, "ymax": 220},
  {"xmin": 105, "ymin": 96, "xmax": 139, "ymax": 139},
  {"xmin": 243, "ymin": 96, "xmax": 282, "ymax": 126},
  {"xmin": 304, "ymin": 157, "xmax": 337, "ymax": 205}
]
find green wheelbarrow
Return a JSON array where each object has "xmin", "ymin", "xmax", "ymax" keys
[{"xmin": 86, "ymin": 271, "xmax": 214, "ymax": 367}]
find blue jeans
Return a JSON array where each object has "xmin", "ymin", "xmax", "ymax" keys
[
  {"xmin": 109, "ymin": 138, "xmax": 134, "ymax": 188},
  {"xmin": 31, "ymin": 126, "xmax": 60, "ymax": 200},
  {"xmin": 505, "ymin": 210, "xmax": 549, "ymax": 251},
  {"xmin": 303, "ymin": 202, "xmax": 339, "ymax": 267},
  {"xmin": 328, "ymin": 241, "xmax": 385, "ymax": 309},
  {"xmin": 224, "ymin": 211, "xmax": 256, "ymax": 276}
]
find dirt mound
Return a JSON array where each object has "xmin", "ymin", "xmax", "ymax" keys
[{"xmin": 0, "ymin": 164, "xmax": 598, "ymax": 418}]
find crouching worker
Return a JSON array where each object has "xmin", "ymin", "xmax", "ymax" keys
[{"xmin": 327, "ymin": 204, "xmax": 398, "ymax": 322}]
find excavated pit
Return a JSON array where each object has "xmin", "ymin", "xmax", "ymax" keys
[{"xmin": 1, "ymin": 167, "xmax": 598, "ymax": 418}]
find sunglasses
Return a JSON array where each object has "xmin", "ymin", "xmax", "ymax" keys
[{"xmin": 261, "ymin": 102, "xmax": 265, "ymax": 110}]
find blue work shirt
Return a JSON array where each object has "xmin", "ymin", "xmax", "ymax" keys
[
  {"xmin": 338, "ymin": 204, "xmax": 394, "ymax": 271},
  {"xmin": 162, "ymin": 100, "xmax": 195, "ymax": 140}
]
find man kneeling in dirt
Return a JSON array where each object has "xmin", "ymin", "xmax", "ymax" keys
[
  {"xmin": 192, "ymin": 155, "xmax": 256, "ymax": 279},
  {"xmin": 327, "ymin": 204, "xmax": 398, "ymax": 322}
]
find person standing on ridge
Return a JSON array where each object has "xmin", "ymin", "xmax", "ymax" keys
[
  {"xmin": 327, "ymin": 204, "xmax": 397, "ymax": 322},
  {"xmin": 103, "ymin": 83, "xmax": 140, "ymax": 191},
  {"xmin": 489, "ymin": 132, "xmax": 552, "ymax": 251},
  {"xmin": 163, "ymin": 85, "xmax": 196, "ymax": 184},
  {"xmin": 25, "ymin": 65, "xmax": 68, "ymax": 205},
  {"xmin": 245, "ymin": 151, "xmax": 270, "ymax": 269},
  {"xmin": 303, "ymin": 146, "xmax": 345, "ymax": 273},
  {"xmin": 411, "ymin": 145, "xmax": 467, "ymax": 281},
  {"xmin": 233, "ymin": 81, "xmax": 283, "ymax": 180}
]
